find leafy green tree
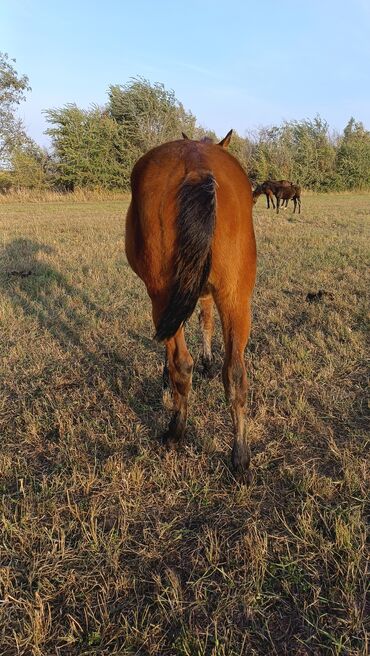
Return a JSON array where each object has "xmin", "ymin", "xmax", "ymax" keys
[
  {"xmin": 11, "ymin": 142, "xmax": 53, "ymax": 190},
  {"xmin": 45, "ymin": 104, "xmax": 128, "ymax": 189},
  {"xmin": 228, "ymin": 130, "xmax": 254, "ymax": 173},
  {"xmin": 0, "ymin": 52, "xmax": 31, "ymax": 165},
  {"xmin": 0, "ymin": 170, "xmax": 13, "ymax": 193},
  {"xmin": 108, "ymin": 76, "xmax": 196, "ymax": 169},
  {"xmin": 286, "ymin": 117, "xmax": 336, "ymax": 190},
  {"xmin": 335, "ymin": 118, "xmax": 370, "ymax": 190},
  {"xmin": 249, "ymin": 125, "xmax": 294, "ymax": 182}
]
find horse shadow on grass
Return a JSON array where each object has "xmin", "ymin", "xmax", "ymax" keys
[{"xmin": 1, "ymin": 238, "xmax": 165, "ymax": 448}]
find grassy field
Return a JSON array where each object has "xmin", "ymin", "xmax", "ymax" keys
[{"xmin": 0, "ymin": 194, "xmax": 368, "ymax": 655}]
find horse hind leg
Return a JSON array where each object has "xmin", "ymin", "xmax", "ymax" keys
[
  {"xmin": 152, "ymin": 297, "xmax": 193, "ymax": 442},
  {"xmin": 162, "ymin": 329, "xmax": 193, "ymax": 447},
  {"xmin": 199, "ymin": 294, "xmax": 215, "ymax": 376},
  {"xmin": 216, "ymin": 292, "xmax": 253, "ymax": 481}
]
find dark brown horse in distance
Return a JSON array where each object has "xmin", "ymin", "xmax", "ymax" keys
[
  {"xmin": 253, "ymin": 179, "xmax": 301, "ymax": 213},
  {"xmin": 253, "ymin": 180, "xmax": 292, "ymax": 209},
  {"xmin": 125, "ymin": 131, "xmax": 256, "ymax": 478},
  {"xmin": 275, "ymin": 183, "xmax": 301, "ymax": 214}
]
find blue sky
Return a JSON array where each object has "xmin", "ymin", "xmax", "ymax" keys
[{"xmin": 2, "ymin": 0, "xmax": 370, "ymax": 146}]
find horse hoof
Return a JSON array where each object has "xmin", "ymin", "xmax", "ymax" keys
[
  {"xmin": 200, "ymin": 358, "xmax": 218, "ymax": 379},
  {"xmin": 236, "ymin": 467, "xmax": 253, "ymax": 487},
  {"xmin": 161, "ymin": 430, "xmax": 178, "ymax": 449},
  {"xmin": 231, "ymin": 461, "xmax": 253, "ymax": 486},
  {"xmin": 231, "ymin": 444, "xmax": 252, "ymax": 484},
  {"xmin": 161, "ymin": 418, "xmax": 184, "ymax": 449}
]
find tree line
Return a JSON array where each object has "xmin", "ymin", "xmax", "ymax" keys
[{"xmin": 1, "ymin": 52, "xmax": 370, "ymax": 193}]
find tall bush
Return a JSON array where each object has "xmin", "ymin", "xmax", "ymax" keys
[
  {"xmin": 45, "ymin": 105, "xmax": 127, "ymax": 189},
  {"xmin": 335, "ymin": 118, "xmax": 370, "ymax": 190}
]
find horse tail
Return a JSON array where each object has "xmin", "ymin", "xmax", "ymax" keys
[{"xmin": 155, "ymin": 170, "xmax": 216, "ymax": 342}]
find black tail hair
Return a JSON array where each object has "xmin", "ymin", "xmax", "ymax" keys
[{"xmin": 155, "ymin": 171, "xmax": 216, "ymax": 341}]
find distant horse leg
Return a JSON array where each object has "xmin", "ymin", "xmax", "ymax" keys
[
  {"xmin": 276, "ymin": 196, "xmax": 280, "ymax": 214},
  {"xmin": 297, "ymin": 198, "xmax": 301, "ymax": 214},
  {"xmin": 216, "ymin": 294, "xmax": 252, "ymax": 479},
  {"xmin": 199, "ymin": 294, "xmax": 214, "ymax": 376},
  {"xmin": 266, "ymin": 191, "xmax": 275, "ymax": 210},
  {"xmin": 161, "ymin": 328, "xmax": 193, "ymax": 446},
  {"xmin": 293, "ymin": 198, "xmax": 297, "ymax": 213}
]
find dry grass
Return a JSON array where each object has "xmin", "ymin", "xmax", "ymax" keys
[
  {"xmin": 0, "ymin": 189, "xmax": 130, "ymax": 204},
  {"xmin": 0, "ymin": 194, "xmax": 368, "ymax": 655}
]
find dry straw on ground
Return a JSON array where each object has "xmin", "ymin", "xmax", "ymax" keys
[{"xmin": 0, "ymin": 194, "xmax": 368, "ymax": 655}]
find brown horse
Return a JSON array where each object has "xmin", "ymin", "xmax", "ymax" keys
[
  {"xmin": 253, "ymin": 179, "xmax": 293, "ymax": 209},
  {"xmin": 125, "ymin": 131, "xmax": 256, "ymax": 477},
  {"xmin": 253, "ymin": 181, "xmax": 276, "ymax": 209},
  {"xmin": 275, "ymin": 183, "xmax": 301, "ymax": 214}
]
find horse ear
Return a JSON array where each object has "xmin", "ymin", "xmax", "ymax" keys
[
  {"xmin": 218, "ymin": 129, "xmax": 233, "ymax": 148},
  {"xmin": 181, "ymin": 132, "xmax": 189, "ymax": 140}
]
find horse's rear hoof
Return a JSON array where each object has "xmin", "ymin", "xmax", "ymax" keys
[
  {"xmin": 231, "ymin": 443, "xmax": 252, "ymax": 485},
  {"xmin": 161, "ymin": 430, "xmax": 180, "ymax": 450},
  {"xmin": 231, "ymin": 461, "xmax": 253, "ymax": 486},
  {"xmin": 161, "ymin": 414, "xmax": 185, "ymax": 450},
  {"xmin": 200, "ymin": 357, "xmax": 218, "ymax": 379},
  {"xmin": 236, "ymin": 467, "xmax": 253, "ymax": 486}
]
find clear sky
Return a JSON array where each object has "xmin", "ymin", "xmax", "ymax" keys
[{"xmin": 2, "ymin": 0, "xmax": 370, "ymax": 146}]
